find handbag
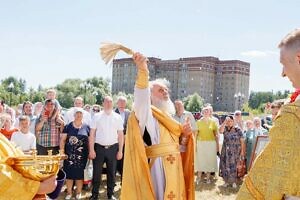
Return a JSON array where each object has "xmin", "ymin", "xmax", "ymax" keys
[
  {"xmin": 84, "ymin": 159, "xmax": 93, "ymax": 184},
  {"xmin": 237, "ymin": 157, "xmax": 247, "ymax": 178}
]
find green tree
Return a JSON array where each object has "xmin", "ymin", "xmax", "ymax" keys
[
  {"xmin": 54, "ymin": 77, "xmax": 110, "ymax": 108},
  {"xmin": 183, "ymin": 93, "xmax": 204, "ymax": 112},
  {"xmin": 248, "ymin": 91, "xmax": 274, "ymax": 109},
  {"xmin": 0, "ymin": 84, "xmax": 9, "ymax": 104},
  {"xmin": 274, "ymin": 90, "xmax": 290, "ymax": 99},
  {"xmin": 242, "ymin": 102, "xmax": 262, "ymax": 116},
  {"xmin": 55, "ymin": 79, "xmax": 82, "ymax": 108},
  {"xmin": 31, "ymin": 91, "xmax": 45, "ymax": 103},
  {"xmin": 0, "ymin": 77, "xmax": 28, "ymax": 106},
  {"xmin": 283, "ymin": 90, "xmax": 291, "ymax": 98},
  {"xmin": 85, "ymin": 77, "xmax": 111, "ymax": 105},
  {"xmin": 1, "ymin": 77, "xmax": 26, "ymax": 94},
  {"xmin": 26, "ymin": 87, "xmax": 45, "ymax": 103}
]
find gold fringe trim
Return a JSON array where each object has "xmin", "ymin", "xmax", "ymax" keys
[
  {"xmin": 100, "ymin": 42, "xmax": 134, "ymax": 64},
  {"xmin": 245, "ymin": 176, "xmax": 264, "ymax": 200}
]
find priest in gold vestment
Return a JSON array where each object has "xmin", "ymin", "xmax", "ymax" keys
[
  {"xmin": 237, "ymin": 29, "xmax": 300, "ymax": 199},
  {"xmin": 120, "ymin": 53, "xmax": 195, "ymax": 200},
  {"xmin": 0, "ymin": 114, "xmax": 56, "ymax": 200}
]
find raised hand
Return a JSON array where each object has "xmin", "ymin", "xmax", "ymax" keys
[
  {"xmin": 182, "ymin": 117, "xmax": 192, "ymax": 137},
  {"xmin": 133, "ymin": 52, "xmax": 148, "ymax": 71}
]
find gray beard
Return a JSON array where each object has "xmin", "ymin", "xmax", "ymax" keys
[{"xmin": 152, "ymin": 97, "xmax": 175, "ymax": 116}]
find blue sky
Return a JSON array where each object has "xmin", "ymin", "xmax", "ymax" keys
[{"xmin": 0, "ymin": 0, "xmax": 299, "ymax": 92}]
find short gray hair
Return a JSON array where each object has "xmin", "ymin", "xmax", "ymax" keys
[
  {"xmin": 278, "ymin": 28, "xmax": 300, "ymax": 52},
  {"xmin": 117, "ymin": 96, "xmax": 127, "ymax": 102}
]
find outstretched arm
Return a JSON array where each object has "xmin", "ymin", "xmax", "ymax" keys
[{"xmin": 132, "ymin": 53, "xmax": 152, "ymax": 132}]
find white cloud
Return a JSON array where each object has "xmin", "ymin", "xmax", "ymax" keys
[{"xmin": 240, "ymin": 50, "xmax": 278, "ymax": 58}]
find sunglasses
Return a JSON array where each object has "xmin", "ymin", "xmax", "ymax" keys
[{"xmin": 93, "ymin": 109, "xmax": 100, "ymax": 112}]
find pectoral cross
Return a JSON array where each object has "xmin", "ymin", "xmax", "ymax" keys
[
  {"xmin": 167, "ymin": 191, "xmax": 176, "ymax": 200},
  {"xmin": 166, "ymin": 154, "xmax": 176, "ymax": 164}
]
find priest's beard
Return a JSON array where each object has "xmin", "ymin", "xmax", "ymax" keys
[{"xmin": 151, "ymin": 96, "xmax": 175, "ymax": 116}]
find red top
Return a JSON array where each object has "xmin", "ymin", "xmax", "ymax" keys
[{"xmin": 0, "ymin": 128, "xmax": 19, "ymax": 140}]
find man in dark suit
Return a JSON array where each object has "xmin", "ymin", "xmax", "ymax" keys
[{"xmin": 114, "ymin": 96, "xmax": 131, "ymax": 179}]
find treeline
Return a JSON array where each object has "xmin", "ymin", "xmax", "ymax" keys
[
  {"xmin": 0, "ymin": 76, "xmax": 291, "ymax": 112},
  {"xmin": 0, "ymin": 76, "xmax": 111, "ymax": 108},
  {"xmin": 247, "ymin": 90, "xmax": 290, "ymax": 111}
]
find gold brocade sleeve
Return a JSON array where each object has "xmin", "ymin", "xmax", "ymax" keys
[
  {"xmin": 135, "ymin": 69, "xmax": 149, "ymax": 89},
  {"xmin": 0, "ymin": 134, "xmax": 23, "ymax": 159},
  {"xmin": 236, "ymin": 102, "xmax": 300, "ymax": 200},
  {"xmin": 0, "ymin": 133, "xmax": 40, "ymax": 200},
  {"xmin": 0, "ymin": 164, "xmax": 40, "ymax": 200}
]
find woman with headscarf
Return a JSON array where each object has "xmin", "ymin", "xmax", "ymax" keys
[
  {"xmin": 219, "ymin": 115, "xmax": 245, "ymax": 188},
  {"xmin": 60, "ymin": 108, "xmax": 90, "ymax": 200},
  {"xmin": 244, "ymin": 120, "xmax": 256, "ymax": 170}
]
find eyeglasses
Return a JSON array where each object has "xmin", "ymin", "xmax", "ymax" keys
[{"xmin": 93, "ymin": 109, "xmax": 100, "ymax": 112}]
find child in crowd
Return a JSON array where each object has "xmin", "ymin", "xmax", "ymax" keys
[
  {"xmin": 11, "ymin": 115, "xmax": 36, "ymax": 152},
  {"xmin": 46, "ymin": 89, "xmax": 62, "ymax": 119}
]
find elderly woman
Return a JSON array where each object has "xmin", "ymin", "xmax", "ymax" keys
[
  {"xmin": 0, "ymin": 113, "xmax": 18, "ymax": 140},
  {"xmin": 219, "ymin": 115, "xmax": 245, "ymax": 188},
  {"xmin": 33, "ymin": 102, "xmax": 43, "ymax": 116},
  {"xmin": 195, "ymin": 105, "xmax": 218, "ymax": 184},
  {"xmin": 244, "ymin": 120, "xmax": 256, "ymax": 170},
  {"xmin": 253, "ymin": 117, "xmax": 268, "ymax": 136},
  {"xmin": 6, "ymin": 106, "xmax": 16, "ymax": 126},
  {"xmin": 60, "ymin": 108, "xmax": 90, "ymax": 200}
]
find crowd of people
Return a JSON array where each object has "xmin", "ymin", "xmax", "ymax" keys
[
  {"xmin": 1, "ymin": 28, "xmax": 300, "ymax": 200},
  {"xmin": 0, "ymin": 90, "xmax": 127, "ymax": 200},
  {"xmin": 173, "ymin": 100, "xmax": 284, "ymax": 189},
  {"xmin": 0, "ymin": 63, "xmax": 287, "ymax": 200}
]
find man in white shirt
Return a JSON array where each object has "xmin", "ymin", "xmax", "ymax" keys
[
  {"xmin": 11, "ymin": 115, "xmax": 36, "ymax": 152},
  {"xmin": 89, "ymin": 96, "xmax": 124, "ymax": 200}
]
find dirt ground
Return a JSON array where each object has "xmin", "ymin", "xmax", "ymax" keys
[{"xmin": 57, "ymin": 175, "xmax": 239, "ymax": 200}]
